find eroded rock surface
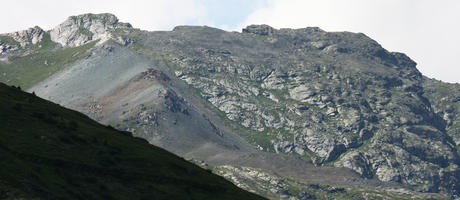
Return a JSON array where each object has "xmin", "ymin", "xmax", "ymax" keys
[{"xmin": 132, "ymin": 24, "xmax": 460, "ymax": 197}]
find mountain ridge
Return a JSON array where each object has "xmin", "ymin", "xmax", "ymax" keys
[{"xmin": 1, "ymin": 13, "xmax": 460, "ymax": 199}]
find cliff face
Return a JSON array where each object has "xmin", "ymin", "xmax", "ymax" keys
[
  {"xmin": 1, "ymin": 13, "xmax": 459, "ymax": 199},
  {"xmin": 143, "ymin": 25, "xmax": 459, "ymax": 196}
]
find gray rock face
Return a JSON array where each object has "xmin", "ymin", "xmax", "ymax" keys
[
  {"xmin": 215, "ymin": 165, "xmax": 290, "ymax": 196},
  {"xmin": 50, "ymin": 13, "xmax": 132, "ymax": 47},
  {"xmin": 289, "ymin": 85, "xmax": 315, "ymax": 102},
  {"xmin": 242, "ymin": 24, "xmax": 275, "ymax": 36},
  {"xmin": 334, "ymin": 152, "xmax": 373, "ymax": 178},
  {"xmin": 0, "ymin": 26, "xmax": 44, "ymax": 57},
  {"xmin": 130, "ymin": 24, "xmax": 460, "ymax": 197},
  {"xmin": 423, "ymin": 78, "xmax": 460, "ymax": 147},
  {"xmin": 0, "ymin": 43, "xmax": 19, "ymax": 57},
  {"xmin": 5, "ymin": 26, "xmax": 44, "ymax": 46}
]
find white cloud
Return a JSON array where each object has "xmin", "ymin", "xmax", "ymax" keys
[{"xmin": 241, "ymin": 0, "xmax": 460, "ymax": 83}]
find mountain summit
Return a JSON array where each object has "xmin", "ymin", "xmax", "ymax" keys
[
  {"xmin": 1, "ymin": 13, "xmax": 460, "ymax": 199},
  {"xmin": 50, "ymin": 13, "xmax": 133, "ymax": 47}
]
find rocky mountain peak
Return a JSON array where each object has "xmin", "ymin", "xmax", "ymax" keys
[
  {"xmin": 71, "ymin": 13, "xmax": 120, "ymax": 25},
  {"xmin": 4, "ymin": 26, "xmax": 45, "ymax": 46},
  {"xmin": 50, "ymin": 13, "xmax": 132, "ymax": 47},
  {"xmin": 0, "ymin": 26, "xmax": 45, "ymax": 58}
]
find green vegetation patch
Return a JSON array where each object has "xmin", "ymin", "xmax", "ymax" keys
[
  {"xmin": 0, "ymin": 33, "xmax": 97, "ymax": 89},
  {"xmin": 0, "ymin": 35, "xmax": 20, "ymax": 46}
]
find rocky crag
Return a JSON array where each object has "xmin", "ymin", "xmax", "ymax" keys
[
  {"xmin": 50, "ymin": 13, "xmax": 133, "ymax": 47},
  {"xmin": 0, "ymin": 13, "xmax": 131, "ymax": 60},
  {"xmin": 1, "ymin": 13, "xmax": 460, "ymax": 199},
  {"xmin": 0, "ymin": 26, "xmax": 44, "ymax": 60}
]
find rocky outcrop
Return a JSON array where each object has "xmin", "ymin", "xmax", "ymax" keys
[
  {"xmin": 2, "ymin": 13, "xmax": 134, "ymax": 54},
  {"xmin": 213, "ymin": 165, "xmax": 448, "ymax": 200},
  {"xmin": 242, "ymin": 24, "xmax": 275, "ymax": 36},
  {"xmin": 0, "ymin": 41, "xmax": 19, "ymax": 57},
  {"xmin": 0, "ymin": 26, "xmax": 44, "ymax": 57},
  {"xmin": 50, "ymin": 13, "xmax": 132, "ymax": 47},
  {"xmin": 5, "ymin": 26, "xmax": 44, "ymax": 46},
  {"xmin": 215, "ymin": 165, "xmax": 290, "ymax": 196}
]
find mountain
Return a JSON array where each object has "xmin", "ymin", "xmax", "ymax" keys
[
  {"xmin": 1, "ymin": 13, "xmax": 460, "ymax": 199},
  {"xmin": 0, "ymin": 82, "xmax": 265, "ymax": 200}
]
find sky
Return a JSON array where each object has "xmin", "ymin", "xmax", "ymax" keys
[{"xmin": 2, "ymin": 0, "xmax": 459, "ymax": 83}]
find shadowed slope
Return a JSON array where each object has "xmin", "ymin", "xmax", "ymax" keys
[{"xmin": 0, "ymin": 83, "xmax": 265, "ymax": 200}]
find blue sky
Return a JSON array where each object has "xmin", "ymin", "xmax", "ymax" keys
[
  {"xmin": 1, "ymin": 0, "xmax": 460, "ymax": 83},
  {"xmin": 194, "ymin": 0, "xmax": 268, "ymax": 30}
]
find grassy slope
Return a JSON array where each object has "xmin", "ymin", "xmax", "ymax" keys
[
  {"xmin": 0, "ymin": 35, "xmax": 20, "ymax": 45},
  {"xmin": 0, "ymin": 83, "xmax": 265, "ymax": 200},
  {"xmin": 0, "ymin": 33, "xmax": 96, "ymax": 90}
]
